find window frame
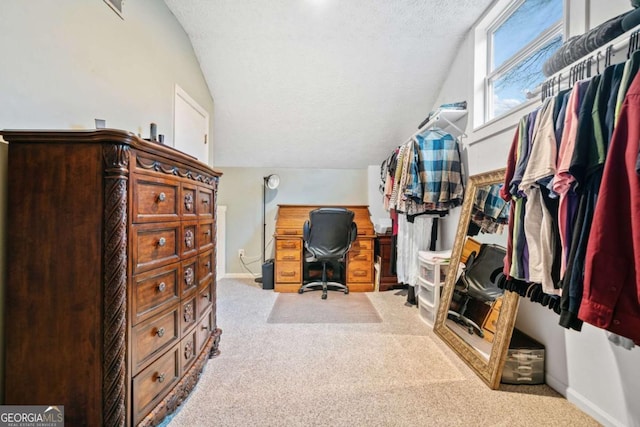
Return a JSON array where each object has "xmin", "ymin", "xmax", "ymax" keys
[{"xmin": 474, "ymin": 0, "xmax": 566, "ymax": 127}]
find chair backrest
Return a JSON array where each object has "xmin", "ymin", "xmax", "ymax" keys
[
  {"xmin": 304, "ymin": 208, "xmax": 357, "ymax": 260},
  {"xmin": 460, "ymin": 243, "xmax": 505, "ymax": 302}
]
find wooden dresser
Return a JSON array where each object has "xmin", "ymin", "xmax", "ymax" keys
[
  {"xmin": 375, "ymin": 232, "xmax": 398, "ymax": 291},
  {"xmin": 273, "ymin": 205, "xmax": 375, "ymax": 292},
  {"xmin": 1, "ymin": 129, "xmax": 222, "ymax": 426}
]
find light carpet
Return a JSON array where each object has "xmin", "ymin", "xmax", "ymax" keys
[
  {"xmin": 166, "ymin": 278, "xmax": 600, "ymax": 427},
  {"xmin": 267, "ymin": 291, "xmax": 382, "ymax": 324}
]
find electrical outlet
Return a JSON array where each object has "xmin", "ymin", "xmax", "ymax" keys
[{"xmin": 238, "ymin": 249, "xmax": 245, "ymax": 258}]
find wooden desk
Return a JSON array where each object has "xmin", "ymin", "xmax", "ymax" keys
[{"xmin": 274, "ymin": 205, "xmax": 376, "ymax": 292}]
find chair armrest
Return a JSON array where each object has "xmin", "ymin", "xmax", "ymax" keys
[
  {"xmin": 303, "ymin": 220, "xmax": 311, "ymax": 242},
  {"xmin": 349, "ymin": 222, "xmax": 357, "ymax": 243}
]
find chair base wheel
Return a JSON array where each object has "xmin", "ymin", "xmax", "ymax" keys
[
  {"xmin": 344, "ymin": 289, "xmax": 349, "ymax": 294},
  {"xmin": 322, "ymin": 293, "xmax": 327, "ymax": 300},
  {"xmin": 298, "ymin": 288, "xmax": 304, "ymax": 294}
]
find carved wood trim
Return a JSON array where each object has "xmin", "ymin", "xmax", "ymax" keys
[
  {"xmin": 136, "ymin": 155, "xmax": 218, "ymax": 185},
  {"xmin": 138, "ymin": 332, "xmax": 218, "ymax": 427},
  {"xmin": 102, "ymin": 144, "xmax": 130, "ymax": 426}
]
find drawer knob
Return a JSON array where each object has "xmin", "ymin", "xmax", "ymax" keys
[
  {"xmin": 157, "ymin": 237, "xmax": 166, "ymax": 247},
  {"xmin": 281, "ymin": 271, "xmax": 295, "ymax": 277},
  {"xmin": 155, "ymin": 327, "xmax": 165, "ymax": 338},
  {"xmin": 157, "ymin": 192, "xmax": 166, "ymax": 202},
  {"xmin": 156, "ymin": 372, "xmax": 165, "ymax": 383},
  {"xmin": 202, "ymin": 293, "xmax": 210, "ymax": 301},
  {"xmin": 202, "ymin": 199, "xmax": 209, "ymax": 205},
  {"xmin": 204, "ymin": 229, "xmax": 211, "ymax": 236},
  {"xmin": 205, "ymin": 261, "xmax": 211, "ymax": 269},
  {"xmin": 157, "ymin": 282, "xmax": 166, "ymax": 292},
  {"xmin": 201, "ymin": 325, "xmax": 210, "ymax": 331}
]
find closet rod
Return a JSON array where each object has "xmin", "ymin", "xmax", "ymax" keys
[
  {"xmin": 532, "ymin": 24, "xmax": 640, "ymax": 100},
  {"xmin": 402, "ymin": 109, "xmax": 468, "ymax": 146}
]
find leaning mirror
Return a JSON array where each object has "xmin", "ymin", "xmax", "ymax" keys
[{"xmin": 434, "ymin": 168, "xmax": 519, "ymax": 389}]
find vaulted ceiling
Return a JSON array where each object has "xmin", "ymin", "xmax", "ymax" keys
[{"xmin": 164, "ymin": 0, "xmax": 492, "ymax": 168}]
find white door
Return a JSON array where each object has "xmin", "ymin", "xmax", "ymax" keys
[{"xmin": 174, "ymin": 85, "xmax": 210, "ymax": 163}]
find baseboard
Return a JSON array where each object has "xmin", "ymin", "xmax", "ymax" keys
[
  {"xmin": 545, "ymin": 374, "xmax": 624, "ymax": 427},
  {"xmin": 565, "ymin": 387, "xmax": 625, "ymax": 427},
  {"xmin": 544, "ymin": 373, "xmax": 568, "ymax": 397}
]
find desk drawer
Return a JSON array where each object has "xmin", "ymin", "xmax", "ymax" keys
[
  {"xmin": 348, "ymin": 250, "xmax": 372, "ymax": 262},
  {"xmin": 277, "ymin": 249, "xmax": 300, "ymax": 262},
  {"xmin": 276, "ymin": 261, "xmax": 301, "ymax": 283},
  {"xmin": 351, "ymin": 239, "xmax": 372, "ymax": 251},
  {"xmin": 276, "ymin": 228, "xmax": 301, "ymax": 236},
  {"xmin": 276, "ymin": 239, "xmax": 301, "ymax": 250},
  {"xmin": 347, "ymin": 261, "xmax": 372, "ymax": 283}
]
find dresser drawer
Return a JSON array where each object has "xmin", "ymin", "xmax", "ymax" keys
[
  {"xmin": 275, "ymin": 261, "xmax": 301, "ymax": 283},
  {"xmin": 132, "ymin": 222, "xmax": 181, "ymax": 274},
  {"xmin": 196, "ymin": 308, "xmax": 213, "ymax": 354},
  {"xmin": 198, "ymin": 249, "xmax": 214, "ymax": 285},
  {"xmin": 199, "ymin": 221, "xmax": 214, "ymax": 251},
  {"xmin": 133, "ymin": 263, "xmax": 180, "ymax": 326},
  {"xmin": 181, "ymin": 295, "xmax": 197, "ymax": 335},
  {"xmin": 132, "ymin": 307, "xmax": 180, "ymax": 373},
  {"xmin": 132, "ymin": 176, "xmax": 179, "ymax": 223},
  {"xmin": 181, "ymin": 221, "xmax": 198, "ymax": 258},
  {"xmin": 198, "ymin": 280, "xmax": 213, "ymax": 319},
  {"xmin": 180, "ymin": 330, "xmax": 198, "ymax": 374},
  {"xmin": 132, "ymin": 345, "xmax": 180, "ymax": 426},
  {"xmin": 180, "ymin": 257, "xmax": 198, "ymax": 296},
  {"xmin": 198, "ymin": 187, "xmax": 214, "ymax": 217},
  {"xmin": 347, "ymin": 261, "xmax": 372, "ymax": 283},
  {"xmin": 181, "ymin": 183, "xmax": 198, "ymax": 218}
]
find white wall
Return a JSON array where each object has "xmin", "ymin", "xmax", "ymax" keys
[
  {"xmin": 0, "ymin": 0, "xmax": 214, "ymax": 402},
  {"xmin": 0, "ymin": 0, "xmax": 213, "ymax": 145},
  {"xmin": 428, "ymin": 1, "xmax": 640, "ymax": 426},
  {"xmin": 217, "ymin": 167, "xmax": 368, "ymax": 276}
]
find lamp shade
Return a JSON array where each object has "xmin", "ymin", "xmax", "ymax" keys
[{"xmin": 265, "ymin": 174, "xmax": 280, "ymax": 190}]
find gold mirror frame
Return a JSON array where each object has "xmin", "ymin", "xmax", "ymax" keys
[{"xmin": 434, "ymin": 168, "xmax": 520, "ymax": 389}]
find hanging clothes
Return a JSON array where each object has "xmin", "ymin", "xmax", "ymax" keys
[{"xmin": 580, "ymin": 66, "xmax": 640, "ymax": 346}]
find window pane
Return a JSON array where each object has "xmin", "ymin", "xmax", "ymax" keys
[
  {"xmin": 492, "ymin": 0, "xmax": 563, "ymax": 70},
  {"xmin": 491, "ymin": 35, "xmax": 562, "ymax": 119}
]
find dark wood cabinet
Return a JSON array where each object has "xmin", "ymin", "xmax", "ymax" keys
[
  {"xmin": 376, "ymin": 232, "xmax": 398, "ymax": 291},
  {"xmin": 1, "ymin": 129, "xmax": 222, "ymax": 426}
]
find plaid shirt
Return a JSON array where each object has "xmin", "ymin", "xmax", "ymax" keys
[{"xmin": 404, "ymin": 129, "xmax": 464, "ymax": 211}]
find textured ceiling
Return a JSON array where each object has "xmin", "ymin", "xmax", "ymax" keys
[{"xmin": 164, "ymin": 0, "xmax": 492, "ymax": 169}]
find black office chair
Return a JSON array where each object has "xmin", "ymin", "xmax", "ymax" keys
[
  {"xmin": 298, "ymin": 208, "xmax": 358, "ymax": 299},
  {"xmin": 448, "ymin": 244, "xmax": 505, "ymax": 336}
]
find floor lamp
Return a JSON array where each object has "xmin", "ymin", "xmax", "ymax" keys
[{"xmin": 255, "ymin": 174, "xmax": 280, "ymax": 283}]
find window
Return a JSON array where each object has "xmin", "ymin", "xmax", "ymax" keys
[{"xmin": 482, "ymin": 0, "xmax": 564, "ymax": 122}]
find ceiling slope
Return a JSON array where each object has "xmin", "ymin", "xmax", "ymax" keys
[{"xmin": 164, "ymin": 0, "xmax": 491, "ymax": 168}]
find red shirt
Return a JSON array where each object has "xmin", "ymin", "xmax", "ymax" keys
[{"xmin": 579, "ymin": 70, "xmax": 640, "ymax": 345}]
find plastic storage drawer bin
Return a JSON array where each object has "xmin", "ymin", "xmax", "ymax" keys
[{"xmin": 501, "ymin": 329, "xmax": 545, "ymax": 385}]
